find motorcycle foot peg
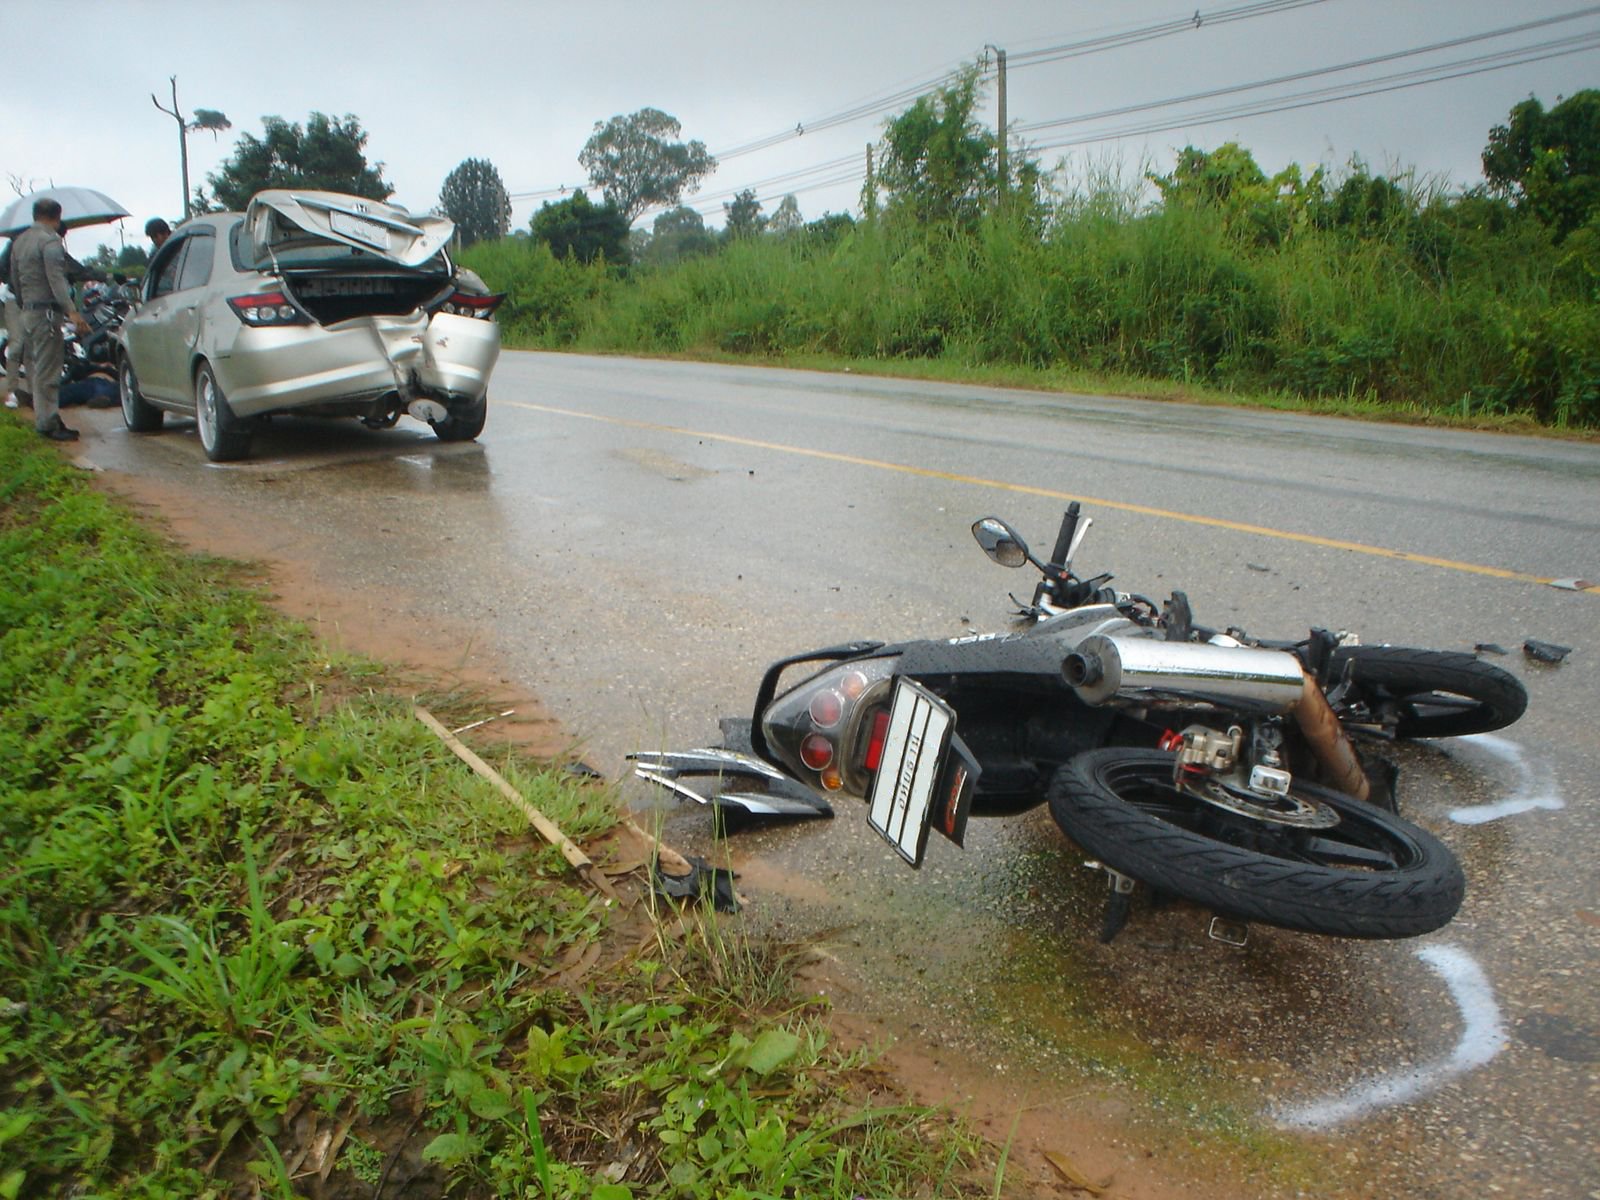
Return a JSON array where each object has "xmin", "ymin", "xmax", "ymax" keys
[{"xmin": 1206, "ymin": 915, "xmax": 1249, "ymax": 947}]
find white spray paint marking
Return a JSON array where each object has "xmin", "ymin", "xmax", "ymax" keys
[
  {"xmin": 1275, "ymin": 944, "xmax": 1506, "ymax": 1130},
  {"xmin": 1446, "ymin": 734, "xmax": 1565, "ymax": 825}
]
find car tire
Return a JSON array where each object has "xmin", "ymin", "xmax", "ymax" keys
[
  {"xmin": 431, "ymin": 392, "xmax": 487, "ymax": 442},
  {"xmin": 194, "ymin": 361, "xmax": 253, "ymax": 462},
  {"xmin": 119, "ymin": 355, "xmax": 164, "ymax": 433}
]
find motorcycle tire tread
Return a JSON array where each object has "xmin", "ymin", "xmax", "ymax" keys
[
  {"xmin": 1047, "ymin": 748, "xmax": 1465, "ymax": 939},
  {"xmin": 1329, "ymin": 645, "xmax": 1527, "ymax": 738}
]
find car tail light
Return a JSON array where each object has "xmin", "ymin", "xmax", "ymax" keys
[
  {"xmin": 759, "ymin": 655, "xmax": 898, "ymax": 798},
  {"xmin": 436, "ymin": 290, "xmax": 503, "ymax": 320},
  {"xmin": 227, "ymin": 291, "xmax": 310, "ymax": 327}
]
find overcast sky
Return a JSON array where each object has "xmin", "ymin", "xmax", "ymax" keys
[{"xmin": 4, "ymin": 0, "xmax": 1597, "ymax": 257}]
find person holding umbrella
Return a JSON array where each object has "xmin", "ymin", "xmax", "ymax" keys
[{"xmin": 10, "ymin": 197, "xmax": 90, "ymax": 441}]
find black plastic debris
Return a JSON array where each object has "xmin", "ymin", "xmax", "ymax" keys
[
  {"xmin": 564, "ymin": 761, "xmax": 605, "ymax": 780},
  {"xmin": 652, "ymin": 856, "xmax": 740, "ymax": 913},
  {"xmin": 1475, "ymin": 643, "xmax": 1508, "ymax": 656},
  {"xmin": 1523, "ymin": 639, "xmax": 1573, "ymax": 664}
]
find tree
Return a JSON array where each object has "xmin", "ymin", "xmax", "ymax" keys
[
  {"xmin": 1150, "ymin": 142, "xmax": 1323, "ymax": 245},
  {"xmin": 150, "ymin": 76, "xmax": 229, "ymax": 219},
  {"xmin": 579, "ymin": 108, "xmax": 716, "ymax": 223},
  {"xmin": 1483, "ymin": 90, "xmax": 1600, "ymax": 237},
  {"xmin": 877, "ymin": 68, "xmax": 998, "ymax": 227},
  {"xmin": 645, "ymin": 205, "xmax": 717, "ymax": 264},
  {"xmin": 529, "ymin": 191, "xmax": 630, "ymax": 264},
  {"xmin": 723, "ymin": 189, "xmax": 765, "ymax": 239},
  {"xmin": 439, "ymin": 158, "xmax": 512, "ymax": 247},
  {"xmin": 804, "ymin": 211, "xmax": 856, "ymax": 245},
  {"xmin": 768, "ymin": 194, "xmax": 803, "ymax": 237},
  {"xmin": 204, "ymin": 113, "xmax": 391, "ymax": 212}
]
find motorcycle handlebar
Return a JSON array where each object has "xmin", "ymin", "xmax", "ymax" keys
[{"xmin": 1047, "ymin": 502, "xmax": 1081, "ymax": 572}]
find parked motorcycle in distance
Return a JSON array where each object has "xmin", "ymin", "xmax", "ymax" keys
[{"xmin": 633, "ymin": 503, "xmax": 1526, "ymax": 943}]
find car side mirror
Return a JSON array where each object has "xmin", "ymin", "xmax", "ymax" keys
[{"xmin": 972, "ymin": 517, "xmax": 1030, "ymax": 568}]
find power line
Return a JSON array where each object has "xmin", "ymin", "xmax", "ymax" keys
[
  {"xmin": 1016, "ymin": 7, "xmax": 1600, "ymax": 137},
  {"xmin": 508, "ymin": 0, "xmax": 1331, "ymax": 197},
  {"xmin": 1027, "ymin": 35, "xmax": 1600, "ymax": 155}
]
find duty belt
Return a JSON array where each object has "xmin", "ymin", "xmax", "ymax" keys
[{"xmin": 24, "ymin": 301, "xmax": 61, "ymax": 310}]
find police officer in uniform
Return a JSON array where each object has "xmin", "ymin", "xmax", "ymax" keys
[{"xmin": 10, "ymin": 198, "xmax": 90, "ymax": 440}]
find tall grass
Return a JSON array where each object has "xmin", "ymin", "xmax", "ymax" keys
[{"xmin": 464, "ymin": 178, "xmax": 1600, "ymax": 428}]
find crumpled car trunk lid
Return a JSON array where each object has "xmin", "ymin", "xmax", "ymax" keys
[{"xmin": 245, "ymin": 190, "xmax": 453, "ymax": 268}]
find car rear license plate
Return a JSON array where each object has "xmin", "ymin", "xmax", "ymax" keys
[{"xmin": 868, "ymin": 678, "xmax": 955, "ymax": 867}]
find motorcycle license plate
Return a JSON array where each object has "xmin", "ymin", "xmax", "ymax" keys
[{"xmin": 868, "ymin": 679, "xmax": 956, "ymax": 867}]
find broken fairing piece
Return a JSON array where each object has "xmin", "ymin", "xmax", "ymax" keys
[
  {"xmin": 629, "ymin": 748, "xmax": 833, "ymax": 820},
  {"xmin": 1522, "ymin": 639, "xmax": 1572, "ymax": 664},
  {"xmin": 651, "ymin": 855, "xmax": 740, "ymax": 913}
]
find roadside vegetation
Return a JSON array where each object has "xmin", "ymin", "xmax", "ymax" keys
[
  {"xmin": 464, "ymin": 76, "xmax": 1600, "ymax": 432},
  {"xmin": 0, "ymin": 421, "xmax": 984, "ymax": 1198}
]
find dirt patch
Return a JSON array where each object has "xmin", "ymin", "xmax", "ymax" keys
[{"xmin": 89, "ymin": 464, "xmax": 1291, "ymax": 1200}]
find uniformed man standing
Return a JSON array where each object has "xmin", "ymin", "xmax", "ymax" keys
[{"xmin": 10, "ymin": 198, "xmax": 90, "ymax": 441}]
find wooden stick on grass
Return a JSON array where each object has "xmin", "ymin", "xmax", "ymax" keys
[{"xmin": 414, "ymin": 705, "xmax": 619, "ymax": 901}]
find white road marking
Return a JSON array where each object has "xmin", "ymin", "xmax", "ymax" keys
[
  {"xmin": 1274, "ymin": 944, "xmax": 1505, "ymax": 1129},
  {"xmin": 1447, "ymin": 734, "xmax": 1565, "ymax": 825}
]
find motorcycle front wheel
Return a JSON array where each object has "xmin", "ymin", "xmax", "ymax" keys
[
  {"xmin": 1047, "ymin": 748, "xmax": 1464, "ymax": 939},
  {"xmin": 1327, "ymin": 646, "xmax": 1526, "ymax": 739}
]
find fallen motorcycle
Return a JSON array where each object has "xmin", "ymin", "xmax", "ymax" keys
[{"xmin": 633, "ymin": 503, "xmax": 1527, "ymax": 942}]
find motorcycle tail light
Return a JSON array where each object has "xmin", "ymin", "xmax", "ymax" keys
[
  {"xmin": 863, "ymin": 707, "xmax": 891, "ymax": 772},
  {"xmin": 228, "ymin": 291, "xmax": 311, "ymax": 327},
  {"xmin": 800, "ymin": 734, "xmax": 833, "ymax": 770},
  {"xmin": 438, "ymin": 290, "xmax": 503, "ymax": 320},
  {"xmin": 760, "ymin": 655, "xmax": 898, "ymax": 798},
  {"xmin": 808, "ymin": 690, "xmax": 844, "ymax": 727}
]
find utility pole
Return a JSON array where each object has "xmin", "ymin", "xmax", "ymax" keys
[
  {"xmin": 152, "ymin": 76, "xmax": 192, "ymax": 220},
  {"xmin": 985, "ymin": 45, "xmax": 1008, "ymax": 202}
]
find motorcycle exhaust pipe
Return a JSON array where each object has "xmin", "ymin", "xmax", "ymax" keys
[
  {"xmin": 1062, "ymin": 634, "xmax": 1370, "ymax": 801},
  {"xmin": 1062, "ymin": 634, "xmax": 1307, "ymax": 710},
  {"xmin": 1290, "ymin": 675, "xmax": 1370, "ymax": 802}
]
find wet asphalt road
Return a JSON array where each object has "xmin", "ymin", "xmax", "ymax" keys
[{"xmin": 72, "ymin": 352, "xmax": 1600, "ymax": 1198}]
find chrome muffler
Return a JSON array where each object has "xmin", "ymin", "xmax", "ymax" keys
[{"xmin": 1062, "ymin": 634, "xmax": 1307, "ymax": 710}]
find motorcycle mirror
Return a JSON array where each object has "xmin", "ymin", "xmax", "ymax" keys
[{"xmin": 971, "ymin": 517, "xmax": 1030, "ymax": 568}]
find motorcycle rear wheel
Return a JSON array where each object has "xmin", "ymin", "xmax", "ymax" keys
[
  {"xmin": 1328, "ymin": 646, "xmax": 1526, "ymax": 738},
  {"xmin": 1047, "ymin": 748, "xmax": 1463, "ymax": 939}
]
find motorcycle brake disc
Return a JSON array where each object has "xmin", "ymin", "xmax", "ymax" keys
[{"xmin": 1182, "ymin": 776, "xmax": 1341, "ymax": 829}]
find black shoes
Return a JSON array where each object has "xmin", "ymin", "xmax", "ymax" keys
[{"xmin": 40, "ymin": 419, "xmax": 79, "ymax": 442}]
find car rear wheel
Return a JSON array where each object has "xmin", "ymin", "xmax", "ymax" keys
[
  {"xmin": 119, "ymin": 356, "xmax": 163, "ymax": 433},
  {"xmin": 431, "ymin": 392, "xmax": 487, "ymax": 442},
  {"xmin": 194, "ymin": 362, "xmax": 253, "ymax": 462}
]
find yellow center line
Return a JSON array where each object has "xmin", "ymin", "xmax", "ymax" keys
[{"xmin": 507, "ymin": 400, "xmax": 1599, "ymax": 595}]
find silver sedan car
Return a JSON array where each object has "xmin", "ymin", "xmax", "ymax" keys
[{"xmin": 117, "ymin": 190, "xmax": 501, "ymax": 461}]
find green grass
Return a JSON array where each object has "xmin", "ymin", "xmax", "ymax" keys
[{"xmin": 0, "ymin": 419, "xmax": 986, "ymax": 1198}]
